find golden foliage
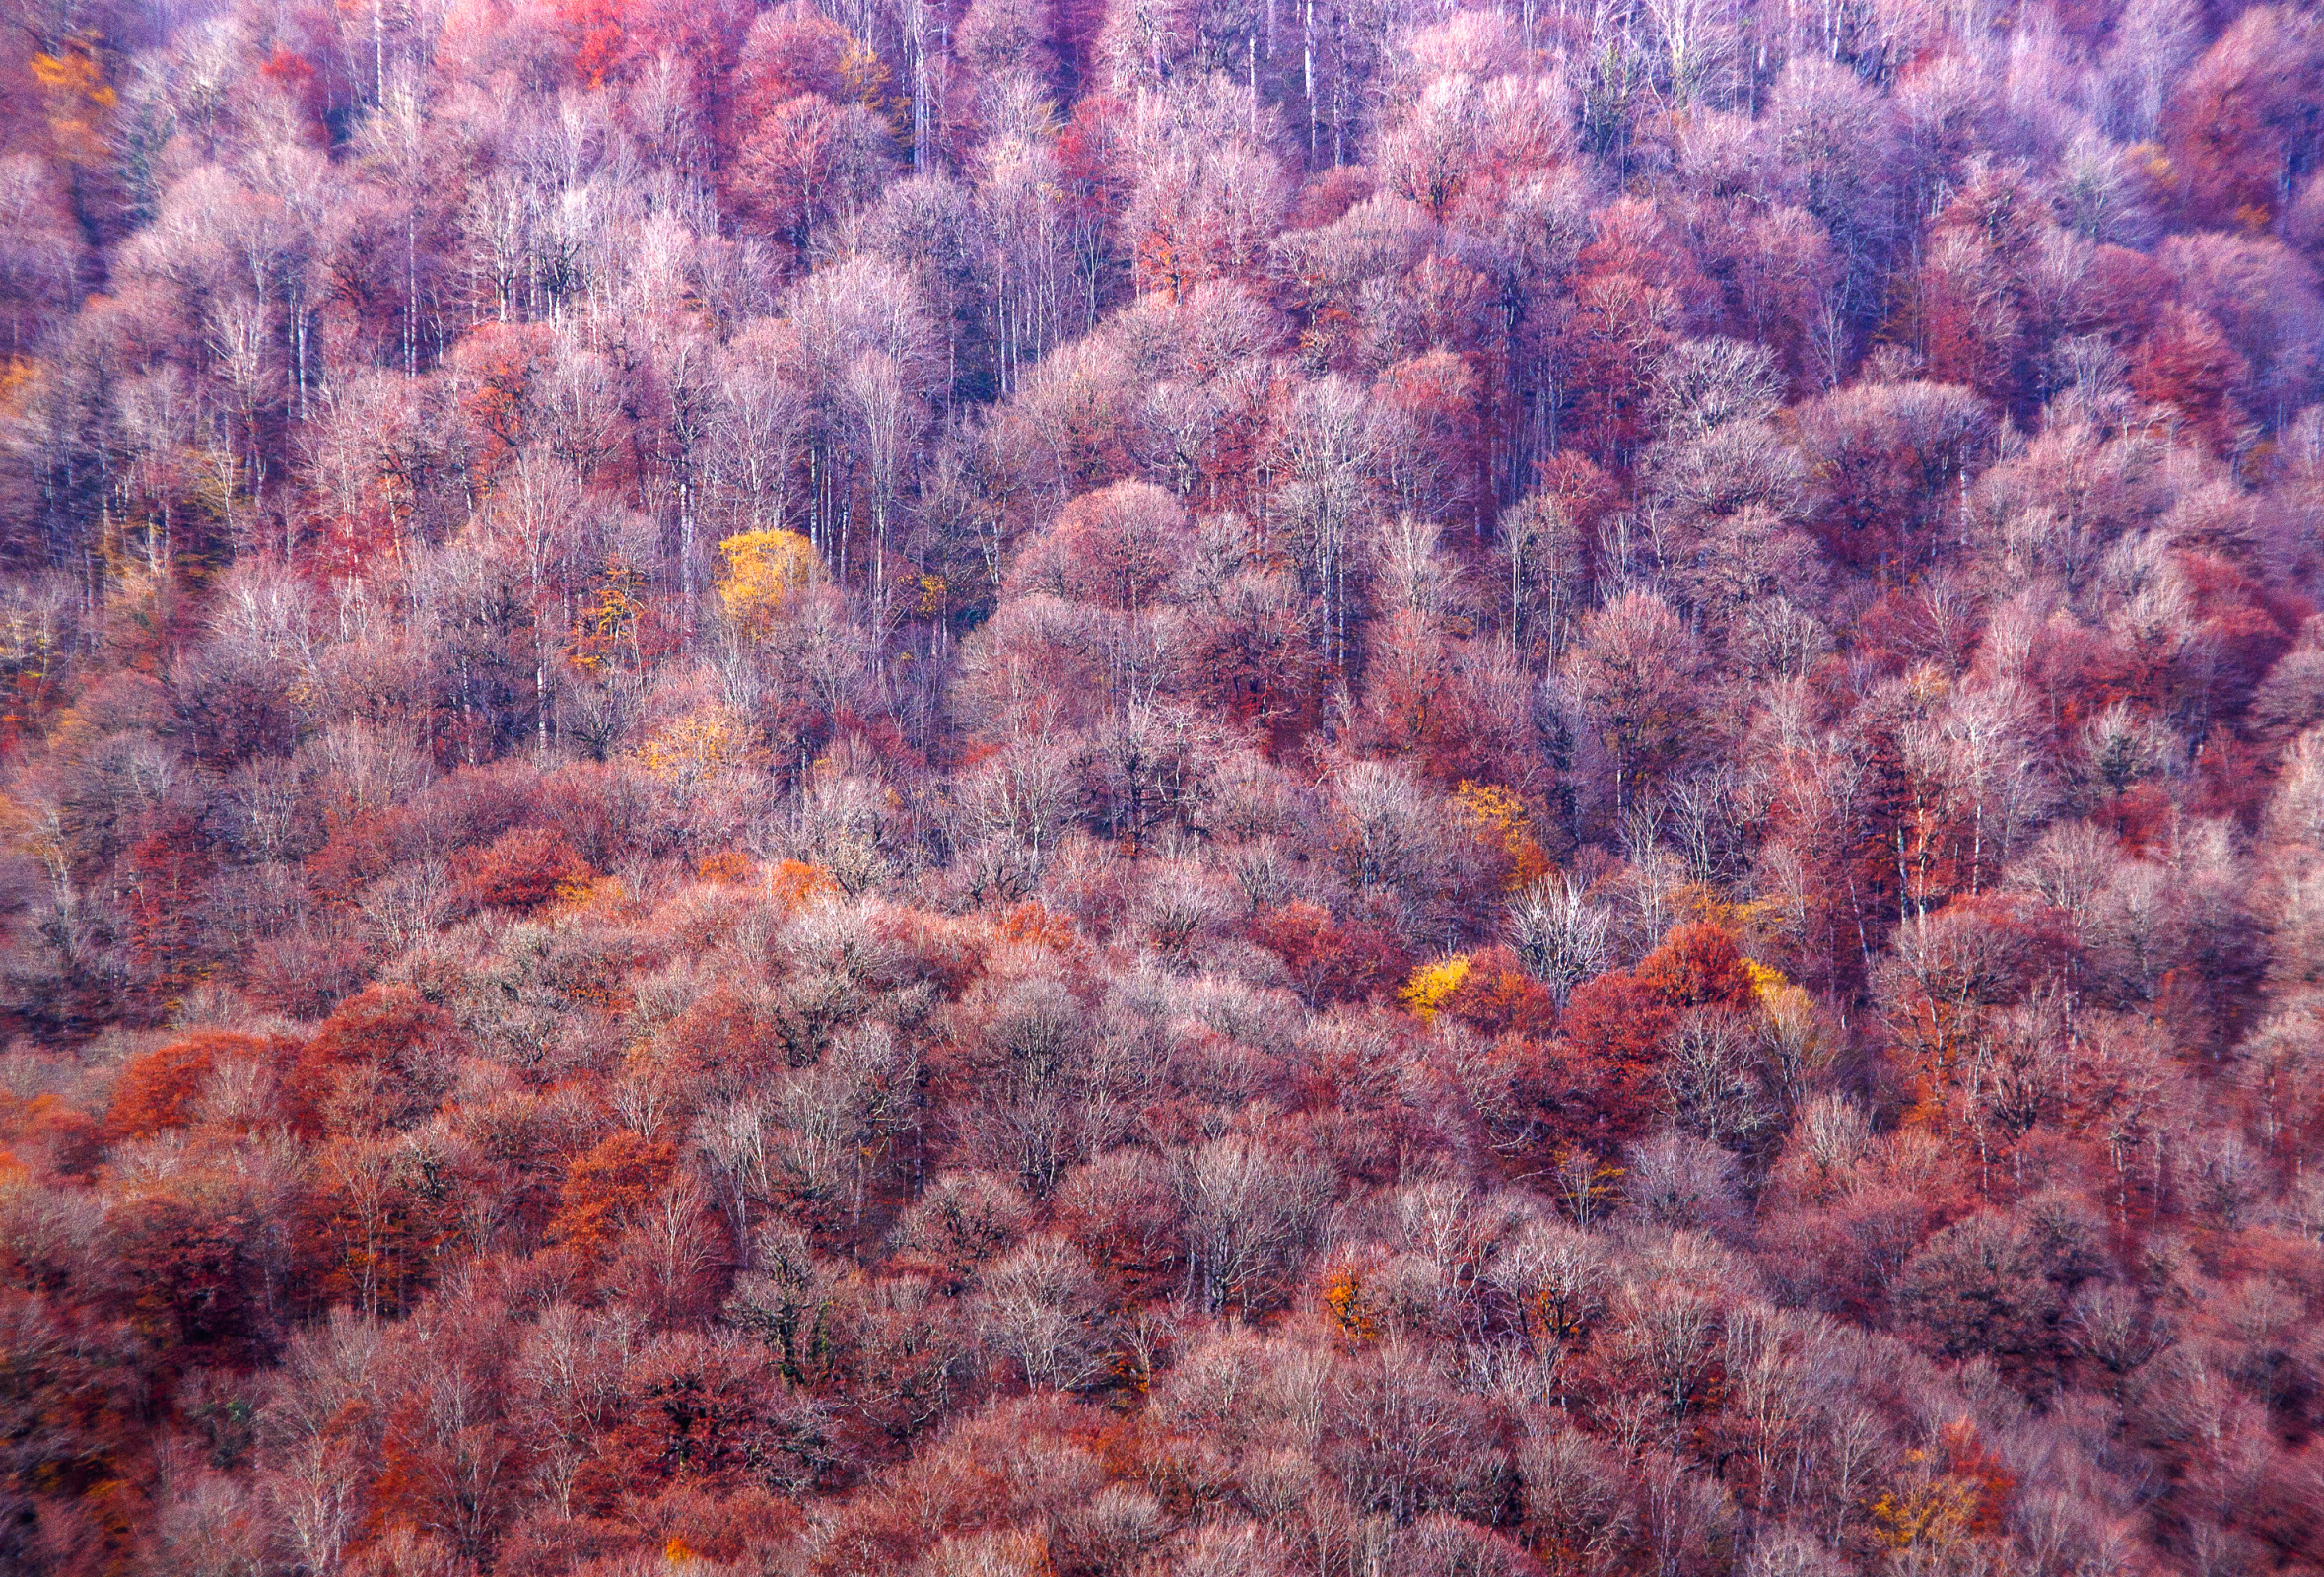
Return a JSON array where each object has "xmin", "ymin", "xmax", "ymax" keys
[
  {"xmin": 716, "ymin": 530, "xmax": 818, "ymax": 642},
  {"xmin": 551, "ymin": 873, "xmax": 612, "ymax": 909},
  {"xmin": 696, "ymin": 850, "xmax": 755, "ymax": 886},
  {"xmin": 1454, "ymin": 780, "xmax": 1528, "ymax": 832},
  {"xmin": 32, "ymin": 40, "xmax": 115, "ymax": 166},
  {"xmin": 1400, "ymin": 955, "xmax": 1472, "ymax": 1021},
  {"xmin": 996, "ymin": 901, "xmax": 1077, "ymax": 950},
  {"xmin": 0, "ymin": 359, "xmax": 36, "ymax": 422},
  {"xmin": 840, "ymin": 34, "xmax": 897, "ymax": 122},
  {"xmin": 1743, "ymin": 958, "xmax": 1788, "ymax": 1003},
  {"xmin": 1454, "ymin": 780, "xmax": 1552, "ymax": 890},
  {"xmin": 634, "ymin": 703, "xmax": 751, "ymax": 786},
  {"xmin": 546, "ymin": 876, "xmax": 641, "ymax": 931},
  {"xmin": 1549, "ymin": 1144, "xmax": 1626, "ymax": 1234},
  {"xmin": 1870, "ymin": 1475, "xmax": 1984, "ymax": 1553},
  {"xmin": 569, "ymin": 556, "xmax": 649, "ymax": 673},
  {"xmin": 1871, "ymin": 1422, "xmax": 2015, "ymax": 1555},
  {"xmin": 770, "ymin": 859, "xmax": 839, "ymax": 913},
  {"xmin": 1321, "ymin": 1263, "xmax": 1378, "ymax": 1343}
]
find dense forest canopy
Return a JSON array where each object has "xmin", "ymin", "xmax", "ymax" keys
[{"xmin": 0, "ymin": 0, "xmax": 2321, "ymax": 1571}]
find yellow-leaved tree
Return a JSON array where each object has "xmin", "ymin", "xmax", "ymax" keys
[
  {"xmin": 32, "ymin": 39, "xmax": 115, "ymax": 170},
  {"xmin": 717, "ymin": 529, "xmax": 817, "ymax": 641},
  {"xmin": 634, "ymin": 702, "xmax": 752, "ymax": 788},
  {"xmin": 1400, "ymin": 955, "xmax": 1472, "ymax": 1021},
  {"xmin": 1453, "ymin": 780, "xmax": 1552, "ymax": 890}
]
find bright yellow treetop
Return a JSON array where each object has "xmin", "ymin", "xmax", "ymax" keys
[{"xmin": 716, "ymin": 529, "xmax": 818, "ymax": 641}]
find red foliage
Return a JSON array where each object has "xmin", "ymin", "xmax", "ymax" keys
[
  {"xmin": 2129, "ymin": 303, "xmax": 2249, "ymax": 453},
  {"xmin": 729, "ymin": 1, "xmax": 858, "ymax": 135},
  {"xmin": 2191, "ymin": 736, "xmax": 2273, "ymax": 828},
  {"xmin": 451, "ymin": 322, "xmax": 558, "ymax": 478},
  {"xmin": 995, "ymin": 900, "xmax": 1078, "ymax": 950},
  {"xmin": 2162, "ymin": 7, "xmax": 2324, "ymax": 229},
  {"xmin": 1852, "ymin": 588, "xmax": 1982, "ymax": 677},
  {"xmin": 873, "ymin": 909, "xmax": 991, "ymax": 1000},
  {"xmin": 1556, "ymin": 969, "xmax": 1674, "ymax": 1136},
  {"xmin": 1288, "ymin": 166, "xmax": 1375, "ymax": 230},
  {"xmin": 1438, "ymin": 945, "xmax": 1559, "ymax": 1040},
  {"xmin": 125, "ymin": 813, "xmax": 214, "ymax": 1000},
  {"xmin": 1555, "ymin": 270, "xmax": 1680, "ymax": 467},
  {"xmin": 1533, "ymin": 450, "xmax": 1618, "ymax": 538},
  {"xmin": 1794, "ymin": 382, "xmax": 1995, "ymax": 573},
  {"xmin": 308, "ymin": 984, "xmax": 457, "ymax": 1070},
  {"xmin": 291, "ymin": 985, "xmax": 462, "ymax": 1135},
  {"xmin": 1937, "ymin": 1417, "xmax": 2019, "ymax": 1535},
  {"xmin": 1899, "ymin": 892, "xmax": 2076, "ymax": 1009},
  {"xmin": 12, "ymin": 6, "xmax": 2324, "ymax": 1570},
  {"xmin": 1249, "ymin": 903, "xmax": 1411, "ymax": 1008},
  {"xmin": 453, "ymin": 825, "xmax": 592, "ymax": 911},
  {"xmin": 1375, "ymin": 350, "xmax": 1486, "ymax": 525},
  {"xmin": 1354, "ymin": 614, "xmax": 1521, "ymax": 788},
  {"xmin": 1187, "ymin": 573, "xmax": 1329, "ymax": 753},
  {"xmin": 106, "ymin": 1183, "xmax": 272, "ymax": 1353},
  {"xmin": 305, "ymin": 805, "xmax": 419, "ymax": 901},
  {"xmin": 570, "ymin": 1335, "xmax": 824, "ymax": 1511},
  {"xmin": 548, "ymin": 1131, "xmax": 678, "ymax": 1259},
  {"xmin": 2179, "ymin": 551, "xmax": 2308, "ymax": 717},
  {"xmin": 1635, "ymin": 923, "xmax": 1759, "ymax": 1011},
  {"xmin": 257, "ymin": 47, "xmax": 327, "ymax": 133},
  {"xmin": 554, "ymin": 0, "xmax": 749, "ymax": 92},
  {"xmin": 727, "ymin": 95, "xmax": 892, "ymax": 263},
  {"xmin": 16, "ymin": 1096, "xmax": 103, "ymax": 1178},
  {"xmin": 298, "ymin": 1133, "xmax": 469, "ymax": 1317},
  {"xmin": 2095, "ymin": 780, "xmax": 2178, "ymax": 853},
  {"xmin": 2080, "ymin": 245, "xmax": 2174, "ymax": 341},
  {"xmin": 104, "ymin": 1032, "xmax": 265, "ymax": 1141},
  {"xmin": 659, "ymin": 984, "xmax": 777, "ymax": 1086}
]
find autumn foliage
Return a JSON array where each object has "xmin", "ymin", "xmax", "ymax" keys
[{"xmin": 0, "ymin": 0, "xmax": 2323, "ymax": 1574}]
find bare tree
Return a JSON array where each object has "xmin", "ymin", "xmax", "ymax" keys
[
  {"xmin": 975, "ymin": 1235, "xmax": 1114, "ymax": 1392},
  {"xmin": 1507, "ymin": 875, "xmax": 1612, "ymax": 1006},
  {"xmin": 1175, "ymin": 1134, "xmax": 1333, "ymax": 1313}
]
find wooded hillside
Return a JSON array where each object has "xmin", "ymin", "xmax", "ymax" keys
[{"xmin": 0, "ymin": 0, "xmax": 2321, "ymax": 1572}]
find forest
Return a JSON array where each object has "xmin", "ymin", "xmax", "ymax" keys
[{"xmin": 0, "ymin": 0, "xmax": 2320, "ymax": 1570}]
